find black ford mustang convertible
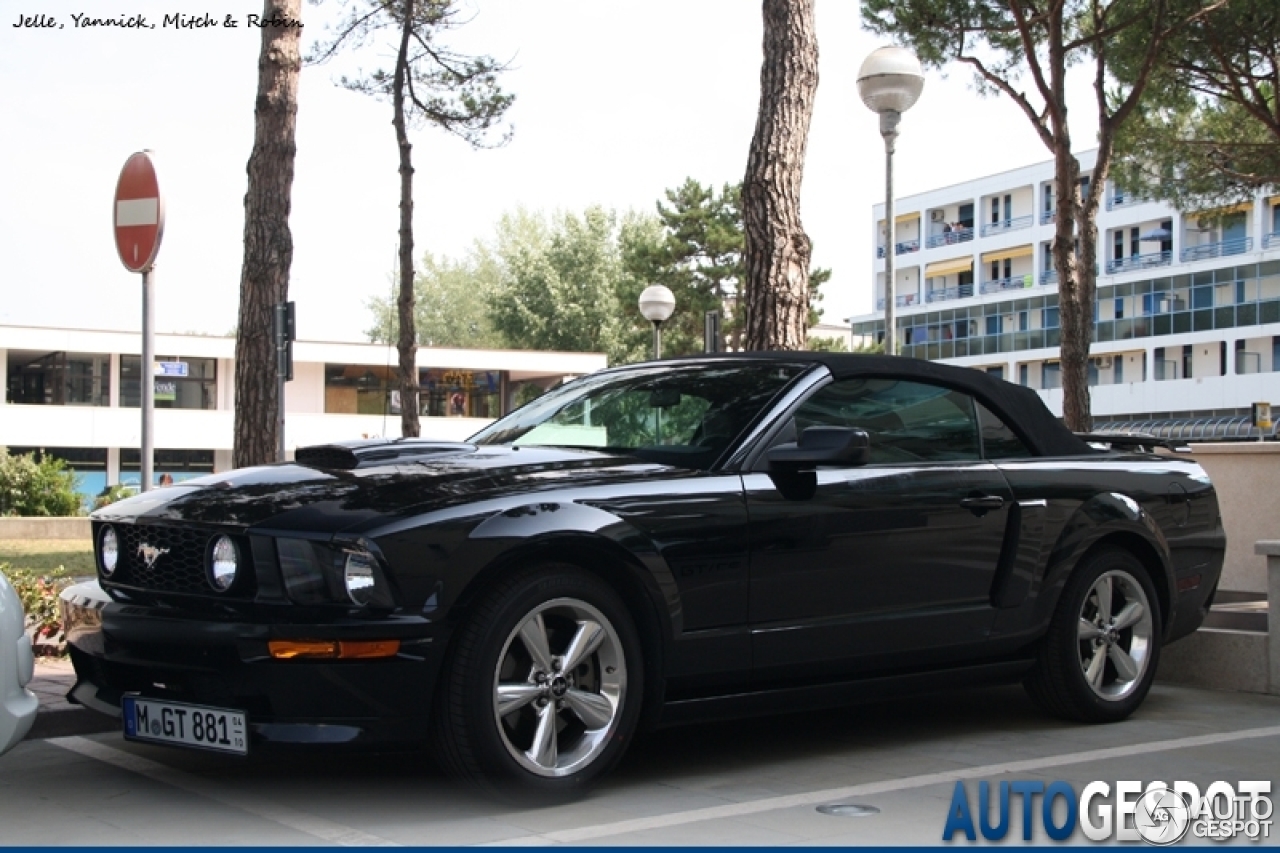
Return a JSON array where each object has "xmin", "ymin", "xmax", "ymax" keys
[{"xmin": 63, "ymin": 353, "xmax": 1224, "ymax": 797}]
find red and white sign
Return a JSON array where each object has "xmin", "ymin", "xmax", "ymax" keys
[{"xmin": 113, "ymin": 151, "xmax": 165, "ymax": 273}]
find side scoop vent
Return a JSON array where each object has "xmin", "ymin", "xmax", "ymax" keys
[{"xmin": 295, "ymin": 439, "xmax": 475, "ymax": 470}]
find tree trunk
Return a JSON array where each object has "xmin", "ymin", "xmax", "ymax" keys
[
  {"xmin": 393, "ymin": 0, "xmax": 421, "ymax": 438},
  {"xmin": 742, "ymin": 0, "xmax": 818, "ymax": 351},
  {"xmin": 233, "ymin": 0, "xmax": 301, "ymax": 468}
]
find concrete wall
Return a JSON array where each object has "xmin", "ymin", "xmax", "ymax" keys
[
  {"xmin": 0, "ymin": 518, "xmax": 91, "ymax": 540},
  {"xmin": 1191, "ymin": 443, "xmax": 1280, "ymax": 593}
]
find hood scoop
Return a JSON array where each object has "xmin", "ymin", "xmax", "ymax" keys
[{"xmin": 295, "ymin": 439, "xmax": 476, "ymax": 470}]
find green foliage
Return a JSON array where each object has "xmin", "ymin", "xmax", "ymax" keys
[
  {"xmin": 1, "ymin": 563, "xmax": 75, "ymax": 655},
  {"xmin": 489, "ymin": 206, "xmax": 652, "ymax": 365},
  {"xmin": 0, "ymin": 449, "xmax": 83, "ymax": 517},
  {"xmin": 92, "ymin": 484, "xmax": 137, "ymax": 511},
  {"xmin": 806, "ymin": 335, "xmax": 849, "ymax": 353},
  {"xmin": 366, "ymin": 250, "xmax": 506, "ymax": 348},
  {"xmin": 1112, "ymin": 0, "xmax": 1280, "ymax": 211}
]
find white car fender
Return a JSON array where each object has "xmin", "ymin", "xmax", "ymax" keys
[{"xmin": 0, "ymin": 575, "xmax": 38, "ymax": 754}]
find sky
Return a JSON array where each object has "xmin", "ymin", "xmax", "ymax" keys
[{"xmin": 1, "ymin": 0, "xmax": 1101, "ymax": 344}]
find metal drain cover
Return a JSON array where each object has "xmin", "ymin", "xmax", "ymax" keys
[{"xmin": 816, "ymin": 804, "xmax": 881, "ymax": 818}]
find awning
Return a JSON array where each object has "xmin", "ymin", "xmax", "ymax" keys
[
  {"xmin": 894, "ymin": 212, "xmax": 920, "ymax": 224},
  {"xmin": 1191, "ymin": 201, "xmax": 1253, "ymax": 219},
  {"xmin": 924, "ymin": 257, "xmax": 974, "ymax": 278},
  {"xmin": 981, "ymin": 245, "xmax": 1033, "ymax": 264},
  {"xmin": 1093, "ymin": 416, "xmax": 1277, "ymax": 443}
]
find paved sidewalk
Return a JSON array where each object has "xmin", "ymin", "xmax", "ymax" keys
[{"xmin": 24, "ymin": 658, "xmax": 117, "ymax": 740}]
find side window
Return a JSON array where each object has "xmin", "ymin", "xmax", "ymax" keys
[
  {"xmin": 794, "ymin": 378, "xmax": 980, "ymax": 463},
  {"xmin": 977, "ymin": 402, "xmax": 1033, "ymax": 459}
]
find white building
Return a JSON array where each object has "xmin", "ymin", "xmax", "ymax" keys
[
  {"xmin": 851, "ymin": 149, "xmax": 1280, "ymax": 438},
  {"xmin": 1, "ymin": 325, "xmax": 605, "ymax": 501}
]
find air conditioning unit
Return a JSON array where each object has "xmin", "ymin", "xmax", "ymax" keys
[
  {"xmin": 1095, "ymin": 356, "xmax": 1114, "ymax": 369},
  {"xmin": 930, "ymin": 210, "xmax": 946, "ymax": 222}
]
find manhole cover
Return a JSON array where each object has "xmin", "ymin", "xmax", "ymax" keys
[{"xmin": 816, "ymin": 804, "xmax": 881, "ymax": 818}]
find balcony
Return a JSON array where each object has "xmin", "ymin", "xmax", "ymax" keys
[
  {"xmin": 1180, "ymin": 238, "xmax": 1252, "ymax": 263},
  {"xmin": 1106, "ymin": 192, "xmax": 1148, "ymax": 211},
  {"xmin": 1040, "ymin": 263, "xmax": 1101, "ymax": 285},
  {"xmin": 875, "ymin": 293, "xmax": 920, "ymax": 310},
  {"xmin": 925, "ymin": 227, "xmax": 974, "ymax": 249},
  {"xmin": 1105, "ymin": 250, "xmax": 1172, "ymax": 274},
  {"xmin": 1265, "ymin": 231, "xmax": 1280, "ymax": 249},
  {"xmin": 979, "ymin": 215, "xmax": 1034, "ymax": 237},
  {"xmin": 980, "ymin": 275, "xmax": 1036, "ymax": 294},
  {"xmin": 924, "ymin": 284, "xmax": 975, "ymax": 304},
  {"xmin": 1041, "ymin": 210, "xmax": 1056, "ymax": 225},
  {"xmin": 876, "ymin": 239, "xmax": 921, "ymax": 259}
]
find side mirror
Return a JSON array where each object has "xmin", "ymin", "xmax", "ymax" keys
[{"xmin": 767, "ymin": 426, "xmax": 870, "ymax": 470}]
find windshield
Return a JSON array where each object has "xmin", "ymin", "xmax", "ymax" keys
[{"xmin": 469, "ymin": 361, "xmax": 811, "ymax": 469}]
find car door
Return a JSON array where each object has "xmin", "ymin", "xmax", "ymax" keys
[{"xmin": 744, "ymin": 377, "xmax": 1015, "ymax": 682}]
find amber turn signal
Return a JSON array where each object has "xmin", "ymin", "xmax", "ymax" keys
[{"xmin": 269, "ymin": 639, "xmax": 400, "ymax": 660}]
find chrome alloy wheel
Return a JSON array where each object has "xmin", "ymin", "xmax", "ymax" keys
[
  {"xmin": 1075, "ymin": 570, "xmax": 1154, "ymax": 701},
  {"xmin": 492, "ymin": 597, "xmax": 626, "ymax": 778}
]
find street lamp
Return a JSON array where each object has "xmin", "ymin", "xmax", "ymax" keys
[
  {"xmin": 638, "ymin": 284, "xmax": 676, "ymax": 359},
  {"xmin": 857, "ymin": 46, "xmax": 924, "ymax": 356}
]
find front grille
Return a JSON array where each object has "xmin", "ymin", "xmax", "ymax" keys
[{"xmin": 102, "ymin": 523, "xmax": 254, "ymax": 597}]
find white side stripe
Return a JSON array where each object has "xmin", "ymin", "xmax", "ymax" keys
[
  {"xmin": 116, "ymin": 198, "xmax": 159, "ymax": 227},
  {"xmin": 48, "ymin": 737, "xmax": 401, "ymax": 847}
]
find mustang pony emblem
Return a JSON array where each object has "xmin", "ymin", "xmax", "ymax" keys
[{"xmin": 136, "ymin": 543, "xmax": 170, "ymax": 569}]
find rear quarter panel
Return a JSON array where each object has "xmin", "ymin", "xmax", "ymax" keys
[{"xmin": 989, "ymin": 454, "xmax": 1224, "ymax": 645}]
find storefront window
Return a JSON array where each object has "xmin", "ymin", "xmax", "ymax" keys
[
  {"xmin": 120, "ymin": 448, "xmax": 215, "ymax": 487},
  {"xmin": 324, "ymin": 365, "xmax": 504, "ymax": 418},
  {"xmin": 5, "ymin": 351, "xmax": 111, "ymax": 406},
  {"xmin": 120, "ymin": 356, "xmax": 217, "ymax": 409}
]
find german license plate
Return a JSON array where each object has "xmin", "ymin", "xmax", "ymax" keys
[{"xmin": 122, "ymin": 695, "xmax": 248, "ymax": 755}]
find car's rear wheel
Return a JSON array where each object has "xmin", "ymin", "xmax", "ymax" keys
[
  {"xmin": 1024, "ymin": 547, "xmax": 1161, "ymax": 723},
  {"xmin": 431, "ymin": 563, "xmax": 643, "ymax": 800}
]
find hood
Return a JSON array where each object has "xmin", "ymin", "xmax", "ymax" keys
[{"xmin": 92, "ymin": 445, "xmax": 673, "ymax": 534}]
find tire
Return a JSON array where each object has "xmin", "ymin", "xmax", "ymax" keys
[
  {"xmin": 1024, "ymin": 547, "xmax": 1162, "ymax": 723},
  {"xmin": 431, "ymin": 563, "xmax": 644, "ymax": 800}
]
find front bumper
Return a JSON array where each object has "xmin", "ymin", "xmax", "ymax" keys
[{"xmin": 61, "ymin": 581, "xmax": 448, "ymax": 748}]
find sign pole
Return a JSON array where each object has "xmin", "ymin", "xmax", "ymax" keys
[
  {"xmin": 141, "ymin": 269, "xmax": 156, "ymax": 491},
  {"xmin": 113, "ymin": 151, "xmax": 165, "ymax": 492}
]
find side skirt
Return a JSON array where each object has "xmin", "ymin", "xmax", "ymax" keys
[{"xmin": 655, "ymin": 659, "xmax": 1035, "ymax": 728}]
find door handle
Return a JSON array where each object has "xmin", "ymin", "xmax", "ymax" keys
[{"xmin": 960, "ymin": 495, "xmax": 1005, "ymax": 514}]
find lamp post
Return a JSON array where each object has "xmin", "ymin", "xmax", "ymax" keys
[
  {"xmin": 857, "ymin": 46, "xmax": 924, "ymax": 356},
  {"xmin": 638, "ymin": 284, "xmax": 676, "ymax": 359}
]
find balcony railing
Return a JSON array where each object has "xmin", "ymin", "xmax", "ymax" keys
[
  {"xmin": 1105, "ymin": 250, "xmax": 1173, "ymax": 274},
  {"xmin": 875, "ymin": 293, "xmax": 920, "ymax": 309},
  {"xmin": 1265, "ymin": 231, "xmax": 1280, "ymax": 249},
  {"xmin": 1040, "ymin": 263, "xmax": 1100, "ymax": 285},
  {"xmin": 979, "ymin": 215, "xmax": 1034, "ymax": 237},
  {"xmin": 980, "ymin": 275, "xmax": 1036, "ymax": 294},
  {"xmin": 925, "ymin": 283, "xmax": 975, "ymax": 303},
  {"xmin": 1041, "ymin": 210, "xmax": 1056, "ymax": 225},
  {"xmin": 1180, "ymin": 238, "xmax": 1252, "ymax": 263},
  {"xmin": 1105, "ymin": 192, "xmax": 1148, "ymax": 211},
  {"xmin": 876, "ymin": 239, "xmax": 921, "ymax": 259},
  {"xmin": 925, "ymin": 227, "xmax": 974, "ymax": 249}
]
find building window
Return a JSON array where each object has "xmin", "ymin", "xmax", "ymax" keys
[
  {"xmin": 420, "ymin": 369, "xmax": 502, "ymax": 418},
  {"xmin": 1042, "ymin": 307, "xmax": 1060, "ymax": 329},
  {"xmin": 1115, "ymin": 298, "xmax": 1125, "ymax": 320},
  {"xmin": 986, "ymin": 316, "xmax": 998, "ymax": 336},
  {"xmin": 1043, "ymin": 362, "xmax": 1061, "ymax": 389},
  {"xmin": 1182, "ymin": 344, "xmax": 1194, "ymax": 380},
  {"xmin": 6, "ymin": 351, "xmax": 111, "ymax": 406},
  {"xmin": 121, "ymin": 356, "xmax": 217, "ymax": 409},
  {"xmin": 324, "ymin": 364, "xmax": 397, "ymax": 415},
  {"xmin": 120, "ymin": 449, "xmax": 215, "ymax": 488}
]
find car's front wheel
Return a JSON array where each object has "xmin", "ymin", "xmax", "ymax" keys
[
  {"xmin": 1024, "ymin": 547, "xmax": 1161, "ymax": 723},
  {"xmin": 431, "ymin": 563, "xmax": 643, "ymax": 799}
]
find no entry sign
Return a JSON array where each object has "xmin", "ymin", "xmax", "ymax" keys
[{"xmin": 114, "ymin": 151, "xmax": 165, "ymax": 273}]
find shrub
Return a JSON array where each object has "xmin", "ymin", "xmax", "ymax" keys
[
  {"xmin": 0, "ymin": 449, "xmax": 83, "ymax": 517},
  {"xmin": 1, "ymin": 562, "xmax": 75, "ymax": 656},
  {"xmin": 93, "ymin": 483, "xmax": 137, "ymax": 510}
]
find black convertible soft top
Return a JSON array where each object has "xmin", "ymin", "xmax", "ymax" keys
[{"xmin": 664, "ymin": 351, "xmax": 1094, "ymax": 458}]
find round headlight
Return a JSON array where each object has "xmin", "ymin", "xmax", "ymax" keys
[
  {"xmin": 209, "ymin": 535, "xmax": 238, "ymax": 592},
  {"xmin": 344, "ymin": 552, "xmax": 378, "ymax": 605},
  {"xmin": 100, "ymin": 526, "xmax": 119, "ymax": 576}
]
